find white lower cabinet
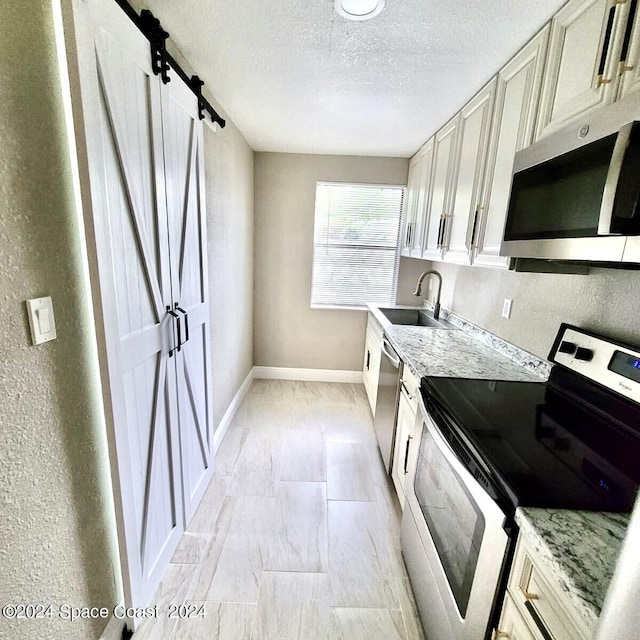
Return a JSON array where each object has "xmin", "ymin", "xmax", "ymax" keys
[
  {"xmin": 495, "ymin": 594, "xmax": 538, "ymax": 640},
  {"xmin": 494, "ymin": 535, "xmax": 590, "ymax": 640},
  {"xmin": 391, "ymin": 366, "xmax": 420, "ymax": 508},
  {"xmin": 363, "ymin": 314, "xmax": 384, "ymax": 415}
]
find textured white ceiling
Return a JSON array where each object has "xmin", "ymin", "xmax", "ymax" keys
[{"xmin": 140, "ymin": 0, "xmax": 567, "ymax": 157}]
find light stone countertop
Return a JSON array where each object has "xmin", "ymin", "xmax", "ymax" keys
[
  {"xmin": 515, "ymin": 507, "xmax": 629, "ymax": 636},
  {"xmin": 367, "ymin": 304, "xmax": 544, "ymax": 382}
]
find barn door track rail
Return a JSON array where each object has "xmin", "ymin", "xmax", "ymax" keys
[{"xmin": 114, "ymin": 0, "xmax": 226, "ymax": 128}]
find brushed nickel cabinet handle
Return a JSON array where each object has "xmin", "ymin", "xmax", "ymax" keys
[{"xmin": 524, "ymin": 591, "xmax": 539, "ymax": 601}]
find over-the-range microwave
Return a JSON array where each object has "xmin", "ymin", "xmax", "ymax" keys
[{"xmin": 501, "ymin": 94, "xmax": 640, "ymax": 264}]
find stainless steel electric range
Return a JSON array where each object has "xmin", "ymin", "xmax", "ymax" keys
[{"xmin": 401, "ymin": 323, "xmax": 640, "ymax": 640}]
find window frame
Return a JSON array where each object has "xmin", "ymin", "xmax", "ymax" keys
[{"xmin": 310, "ymin": 180, "xmax": 406, "ymax": 311}]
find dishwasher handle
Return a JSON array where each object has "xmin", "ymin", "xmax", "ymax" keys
[{"xmin": 380, "ymin": 339, "xmax": 401, "ymax": 369}]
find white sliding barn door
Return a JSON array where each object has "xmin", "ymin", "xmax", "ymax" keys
[
  {"xmin": 69, "ymin": 0, "xmax": 213, "ymax": 617},
  {"xmin": 161, "ymin": 78, "xmax": 214, "ymax": 522}
]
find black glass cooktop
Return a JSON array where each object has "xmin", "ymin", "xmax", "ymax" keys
[{"xmin": 421, "ymin": 367, "xmax": 640, "ymax": 513}]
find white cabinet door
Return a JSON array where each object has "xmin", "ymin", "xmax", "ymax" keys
[
  {"xmin": 72, "ymin": 0, "xmax": 184, "ymax": 613},
  {"xmin": 473, "ymin": 28, "xmax": 550, "ymax": 268},
  {"xmin": 616, "ymin": 0, "xmax": 640, "ymax": 98},
  {"xmin": 495, "ymin": 595, "xmax": 539, "ymax": 640},
  {"xmin": 391, "ymin": 391, "xmax": 415, "ymax": 509},
  {"xmin": 443, "ymin": 80, "xmax": 496, "ymax": 265},
  {"xmin": 401, "ymin": 141, "xmax": 435, "ymax": 258},
  {"xmin": 363, "ymin": 324, "xmax": 382, "ymax": 415},
  {"xmin": 536, "ymin": 0, "xmax": 627, "ymax": 139},
  {"xmin": 400, "ymin": 155, "xmax": 421, "ymax": 256},
  {"xmin": 423, "ymin": 115, "xmax": 460, "ymax": 261},
  {"xmin": 161, "ymin": 75, "xmax": 214, "ymax": 523},
  {"xmin": 410, "ymin": 139, "xmax": 435, "ymax": 258}
]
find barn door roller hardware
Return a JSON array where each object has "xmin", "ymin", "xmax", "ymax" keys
[
  {"xmin": 139, "ymin": 9, "xmax": 171, "ymax": 84},
  {"xmin": 114, "ymin": 0, "xmax": 226, "ymax": 128},
  {"xmin": 189, "ymin": 75, "xmax": 206, "ymax": 121}
]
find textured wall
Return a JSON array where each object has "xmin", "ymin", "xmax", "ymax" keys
[
  {"xmin": 204, "ymin": 124, "xmax": 255, "ymax": 432},
  {"xmin": 0, "ymin": 3, "xmax": 121, "ymax": 639},
  {"xmin": 254, "ymin": 153, "xmax": 409, "ymax": 371},
  {"xmin": 398, "ymin": 257, "xmax": 640, "ymax": 358}
]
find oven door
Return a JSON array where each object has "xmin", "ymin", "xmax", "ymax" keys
[{"xmin": 401, "ymin": 394, "xmax": 511, "ymax": 640}]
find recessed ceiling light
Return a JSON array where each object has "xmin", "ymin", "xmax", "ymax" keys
[{"xmin": 334, "ymin": 0, "xmax": 386, "ymax": 21}]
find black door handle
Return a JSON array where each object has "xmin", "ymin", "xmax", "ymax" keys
[
  {"xmin": 167, "ymin": 307, "xmax": 181, "ymax": 356},
  {"xmin": 175, "ymin": 304, "xmax": 189, "ymax": 346}
]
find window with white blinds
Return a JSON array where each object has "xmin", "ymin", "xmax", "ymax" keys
[{"xmin": 311, "ymin": 182, "xmax": 405, "ymax": 309}]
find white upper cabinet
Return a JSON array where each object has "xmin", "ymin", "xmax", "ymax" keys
[
  {"xmin": 535, "ymin": 0, "xmax": 632, "ymax": 139},
  {"xmin": 423, "ymin": 115, "xmax": 460, "ymax": 261},
  {"xmin": 473, "ymin": 27, "xmax": 550, "ymax": 268},
  {"xmin": 400, "ymin": 154, "xmax": 422, "ymax": 257},
  {"xmin": 410, "ymin": 139, "xmax": 435, "ymax": 259},
  {"xmin": 402, "ymin": 0, "xmax": 639, "ymax": 270},
  {"xmin": 442, "ymin": 80, "xmax": 497, "ymax": 265},
  {"xmin": 616, "ymin": 0, "xmax": 640, "ymax": 98},
  {"xmin": 401, "ymin": 139, "xmax": 435, "ymax": 258}
]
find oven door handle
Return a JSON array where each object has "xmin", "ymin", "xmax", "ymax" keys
[{"xmin": 418, "ymin": 393, "xmax": 509, "ymax": 526}]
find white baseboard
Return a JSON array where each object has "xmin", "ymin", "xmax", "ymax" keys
[
  {"xmin": 213, "ymin": 368, "xmax": 255, "ymax": 454},
  {"xmin": 213, "ymin": 366, "xmax": 363, "ymax": 455},
  {"xmin": 253, "ymin": 366, "xmax": 362, "ymax": 384},
  {"xmin": 99, "ymin": 615, "xmax": 125, "ymax": 640}
]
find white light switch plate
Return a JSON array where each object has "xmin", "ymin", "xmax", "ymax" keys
[
  {"xmin": 26, "ymin": 296, "xmax": 57, "ymax": 345},
  {"xmin": 501, "ymin": 298, "xmax": 512, "ymax": 319}
]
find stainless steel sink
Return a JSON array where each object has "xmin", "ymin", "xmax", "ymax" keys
[{"xmin": 377, "ymin": 307, "xmax": 454, "ymax": 329}]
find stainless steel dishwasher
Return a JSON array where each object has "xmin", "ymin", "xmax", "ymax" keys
[{"xmin": 374, "ymin": 336, "xmax": 402, "ymax": 473}]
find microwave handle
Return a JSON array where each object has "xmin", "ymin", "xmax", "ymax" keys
[{"xmin": 598, "ymin": 122, "xmax": 634, "ymax": 235}]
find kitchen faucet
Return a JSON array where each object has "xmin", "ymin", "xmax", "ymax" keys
[{"xmin": 413, "ymin": 270, "xmax": 443, "ymax": 320}]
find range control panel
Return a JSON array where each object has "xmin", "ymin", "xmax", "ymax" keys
[{"xmin": 550, "ymin": 324, "xmax": 640, "ymax": 404}]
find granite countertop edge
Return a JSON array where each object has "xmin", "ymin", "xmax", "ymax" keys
[{"xmin": 515, "ymin": 507, "xmax": 629, "ymax": 634}]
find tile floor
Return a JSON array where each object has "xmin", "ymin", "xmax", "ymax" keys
[{"xmin": 134, "ymin": 379, "xmax": 426, "ymax": 639}]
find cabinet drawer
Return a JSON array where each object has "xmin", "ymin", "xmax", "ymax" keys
[
  {"xmin": 509, "ymin": 543, "xmax": 587, "ymax": 640},
  {"xmin": 495, "ymin": 593, "xmax": 538, "ymax": 640},
  {"xmin": 391, "ymin": 390, "xmax": 420, "ymax": 509},
  {"xmin": 400, "ymin": 365, "xmax": 420, "ymax": 412}
]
